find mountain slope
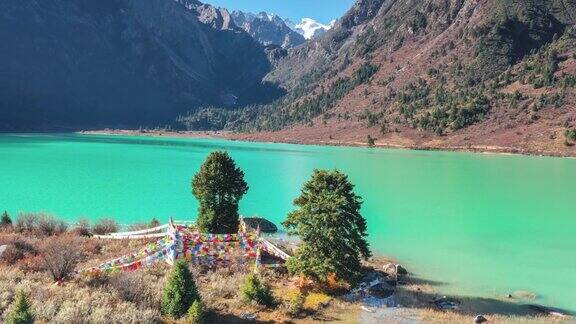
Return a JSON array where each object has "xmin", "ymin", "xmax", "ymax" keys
[
  {"xmin": 0, "ymin": 0, "xmax": 279, "ymax": 131},
  {"xmin": 231, "ymin": 11, "xmax": 306, "ymax": 49},
  {"xmin": 185, "ymin": 0, "xmax": 576, "ymax": 156}
]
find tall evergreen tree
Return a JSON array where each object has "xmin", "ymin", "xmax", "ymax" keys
[
  {"xmin": 284, "ymin": 169, "xmax": 371, "ymax": 284},
  {"xmin": 6, "ymin": 292, "xmax": 34, "ymax": 324},
  {"xmin": 161, "ymin": 260, "xmax": 200, "ymax": 319},
  {"xmin": 1, "ymin": 210, "xmax": 12, "ymax": 227},
  {"xmin": 192, "ymin": 151, "xmax": 248, "ymax": 234}
]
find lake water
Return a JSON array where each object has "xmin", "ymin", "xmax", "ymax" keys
[{"xmin": 1, "ymin": 133, "xmax": 575, "ymax": 312}]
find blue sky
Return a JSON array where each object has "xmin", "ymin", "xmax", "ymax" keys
[{"xmin": 204, "ymin": 0, "xmax": 356, "ymax": 24}]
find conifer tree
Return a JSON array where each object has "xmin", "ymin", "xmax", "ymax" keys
[
  {"xmin": 192, "ymin": 151, "xmax": 248, "ymax": 234},
  {"xmin": 284, "ymin": 169, "xmax": 371, "ymax": 284},
  {"xmin": 161, "ymin": 260, "xmax": 200, "ymax": 319},
  {"xmin": 186, "ymin": 300, "xmax": 205, "ymax": 324},
  {"xmin": 1, "ymin": 210, "xmax": 12, "ymax": 227},
  {"xmin": 241, "ymin": 274, "xmax": 274, "ymax": 307},
  {"xmin": 6, "ymin": 292, "xmax": 34, "ymax": 324}
]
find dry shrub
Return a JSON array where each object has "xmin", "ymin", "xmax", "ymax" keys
[
  {"xmin": 38, "ymin": 286, "xmax": 161, "ymax": 324},
  {"xmin": 0, "ymin": 237, "xmax": 38, "ymax": 265},
  {"xmin": 127, "ymin": 223, "xmax": 149, "ymax": 231},
  {"xmin": 197, "ymin": 266, "xmax": 246, "ymax": 306},
  {"xmin": 80, "ymin": 239, "xmax": 103, "ymax": 256},
  {"xmin": 14, "ymin": 213, "xmax": 68, "ymax": 236},
  {"xmin": 0, "ymin": 254, "xmax": 160, "ymax": 324},
  {"xmin": 72, "ymin": 218, "xmax": 92, "ymax": 237},
  {"xmin": 92, "ymin": 218, "xmax": 119, "ymax": 235},
  {"xmin": 0, "ymin": 268, "xmax": 40, "ymax": 320},
  {"xmin": 40, "ymin": 235, "xmax": 86, "ymax": 281},
  {"xmin": 108, "ymin": 271, "xmax": 163, "ymax": 309},
  {"xmin": 19, "ymin": 254, "xmax": 46, "ymax": 273}
]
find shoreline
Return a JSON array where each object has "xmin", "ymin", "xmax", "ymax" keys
[
  {"xmin": 1, "ymin": 222, "xmax": 571, "ymax": 322},
  {"xmin": 77, "ymin": 129, "xmax": 576, "ymax": 158}
]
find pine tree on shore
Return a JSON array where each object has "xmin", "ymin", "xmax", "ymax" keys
[
  {"xmin": 6, "ymin": 292, "xmax": 34, "ymax": 324},
  {"xmin": 192, "ymin": 151, "xmax": 248, "ymax": 234},
  {"xmin": 1, "ymin": 210, "xmax": 12, "ymax": 228},
  {"xmin": 161, "ymin": 260, "xmax": 200, "ymax": 319},
  {"xmin": 284, "ymin": 169, "xmax": 371, "ymax": 284}
]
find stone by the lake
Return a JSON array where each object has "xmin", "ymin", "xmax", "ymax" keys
[
  {"xmin": 0, "ymin": 245, "xmax": 6, "ymax": 259},
  {"xmin": 368, "ymin": 282, "xmax": 395, "ymax": 298},
  {"xmin": 243, "ymin": 217, "xmax": 278, "ymax": 233}
]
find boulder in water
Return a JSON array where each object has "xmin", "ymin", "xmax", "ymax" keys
[
  {"xmin": 368, "ymin": 282, "xmax": 395, "ymax": 298},
  {"xmin": 396, "ymin": 265, "xmax": 408, "ymax": 275},
  {"xmin": 434, "ymin": 296, "xmax": 459, "ymax": 310},
  {"xmin": 512, "ymin": 290, "xmax": 537, "ymax": 300},
  {"xmin": 383, "ymin": 263, "xmax": 408, "ymax": 276},
  {"xmin": 243, "ymin": 217, "xmax": 278, "ymax": 233},
  {"xmin": 0, "ymin": 245, "xmax": 6, "ymax": 259},
  {"xmin": 527, "ymin": 304, "xmax": 569, "ymax": 318}
]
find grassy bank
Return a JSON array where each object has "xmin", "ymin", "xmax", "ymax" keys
[{"xmin": 0, "ymin": 213, "xmax": 570, "ymax": 323}]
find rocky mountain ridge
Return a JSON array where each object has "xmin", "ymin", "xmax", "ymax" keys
[{"xmin": 231, "ymin": 11, "xmax": 306, "ymax": 49}]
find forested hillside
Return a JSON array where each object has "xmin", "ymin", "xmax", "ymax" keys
[{"xmin": 182, "ymin": 0, "xmax": 576, "ymax": 155}]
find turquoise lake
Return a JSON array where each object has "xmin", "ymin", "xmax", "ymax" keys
[{"xmin": 1, "ymin": 133, "xmax": 575, "ymax": 312}]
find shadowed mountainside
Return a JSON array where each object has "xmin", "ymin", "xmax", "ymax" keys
[{"xmin": 0, "ymin": 0, "xmax": 281, "ymax": 131}]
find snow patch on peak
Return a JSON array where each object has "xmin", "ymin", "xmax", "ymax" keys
[{"xmin": 293, "ymin": 18, "xmax": 334, "ymax": 39}]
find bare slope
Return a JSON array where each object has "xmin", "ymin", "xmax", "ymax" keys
[{"xmin": 183, "ymin": 0, "xmax": 576, "ymax": 156}]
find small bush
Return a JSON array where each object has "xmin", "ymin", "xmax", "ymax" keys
[
  {"xmin": 161, "ymin": 260, "xmax": 200, "ymax": 319},
  {"xmin": 14, "ymin": 213, "xmax": 40, "ymax": 234},
  {"xmin": 198, "ymin": 266, "xmax": 244, "ymax": 305},
  {"xmin": 150, "ymin": 218, "xmax": 161, "ymax": 228},
  {"xmin": 92, "ymin": 218, "xmax": 119, "ymax": 235},
  {"xmin": 6, "ymin": 292, "xmax": 34, "ymax": 324},
  {"xmin": 40, "ymin": 236, "xmax": 85, "ymax": 281},
  {"xmin": 367, "ymin": 135, "xmax": 376, "ymax": 147},
  {"xmin": 1, "ymin": 211, "xmax": 12, "ymax": 228},
  {"xmin": 80, "ymin": 239, "xmax": 102, "ymax": 255},
  {"xmin": 37, "ymin": 215, "xmax": 68, "ymax": 236},
  {"xmin": 241, "ymin": 274, "xmax": 275, "ymax": 307},
  {"xmin": 127, "ymin": 223, "xmax": 149, "ymax": 231},
  {"xmin": 286, "ymin": 292, "xmax": 306, "ymax": 317},
  {"xmin": 109, "ymin": 272, "xmax": 161, "ymax": 309},
  {"xmin": 187, "ymin": 300, "xmax": 205, "ymax": 324},
  {"xmin": 73, "ymin": 218, "xmax": 91, "ymax": 237},
  {"xmin": 14, "ymin": 213, "xmax": 67, "ymax": 236}
]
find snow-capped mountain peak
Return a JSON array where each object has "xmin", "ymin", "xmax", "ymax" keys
[
  {"xmin": 292, "ymin": 18, "xmax": 334, "ymax": 40},
  {"xmin": 230, "ymin": 10, "xmax": 306, "ymax": 49}
]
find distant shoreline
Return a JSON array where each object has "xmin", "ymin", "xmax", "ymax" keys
[{"xmin": 77, "ymin": 129, "xmax": 576, "ymax": 158}]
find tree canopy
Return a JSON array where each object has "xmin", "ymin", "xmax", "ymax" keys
[
  {"xmin": 284, "ymin": 169, "xmax": 371, "ymax": 284},
  {"xmin": 192, "ymin": 151, "xmax": 248, "ymax": 234}
]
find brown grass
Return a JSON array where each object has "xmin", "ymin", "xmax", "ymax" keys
[{"xmin": 0, "ymin": 229, "xmax": 572, "ymax": 323}]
